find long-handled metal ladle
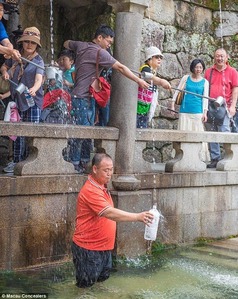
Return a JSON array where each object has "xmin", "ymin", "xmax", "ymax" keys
[
  {"xmin": 21, "ymin": 57, "xmax": 62, "ymax": 80},
  {"xmin": 171, "ymin": 87, "xmax": 215, "ymax": 101},
  {"xmin": 8, "ymin": 79, "xmax": 26, "ymax": 95},
  {"xmin": 21, "ymin": 56, "xmax": 45, "ymax": 70}
]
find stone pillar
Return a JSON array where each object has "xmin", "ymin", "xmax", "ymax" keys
[{"xmin": 108, "ymin": 0, "xmax": 148, "ymax": 190}]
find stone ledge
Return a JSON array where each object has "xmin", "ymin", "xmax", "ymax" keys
[{"xmin": 0, "ymin": 174, "xmax": 86, "ymax": 196}]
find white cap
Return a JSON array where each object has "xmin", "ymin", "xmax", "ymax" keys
[{"xmin": 145, "ymin": 46, "xmax": 163, "ymax": 61}]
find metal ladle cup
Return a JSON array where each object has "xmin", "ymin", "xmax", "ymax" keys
[
  {"xmin": 8, "ymin": 79, "xmax": 26, "ymax": 95},
  {"xmin": 213, "ymin": 96, "xmax": 225, "ymax": 107},
  {"xmin": 45, "ymin": 66, "xmax": 57, "ymax": 80}
]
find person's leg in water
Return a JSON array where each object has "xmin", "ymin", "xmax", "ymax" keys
[{"xmin": 71, "ymin": 242, "xmax": 112, "ymax": 288}]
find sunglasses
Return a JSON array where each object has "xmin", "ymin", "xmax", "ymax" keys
[
  {"xmin": 153, "ymin": 55, "xmax": 163, "ymax": 59},
  {"xmin": 23, "ymin": 40, "xmax": 37, "ymax": 45}
]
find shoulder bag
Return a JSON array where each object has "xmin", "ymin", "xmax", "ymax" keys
[
  {"xmin": 175, "ymin": 75, "xmax": 188, "ymax": 105},
  {"xmin": 89, "ymin": 49, "xmax": 111, "ymax": 108},
  {"xmin": 0, "ymin": 76, "xmax": 10, "ymax": 94}
]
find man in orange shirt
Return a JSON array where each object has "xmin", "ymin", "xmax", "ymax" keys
[{"xmin": 72, "ymin": 152, "xmax": 154, "ymax": 288}]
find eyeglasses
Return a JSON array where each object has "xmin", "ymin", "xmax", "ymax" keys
[
  {"xmin": 23, "ymin": 40, "xmax": 37, "ymax": 45},
  {"xmin": 103, "ymin": 37, "xmax": 113, "ymax": 45},
  {"xmin": 153, "ymin": 55, "xmax": 163, "ymax": 59}
]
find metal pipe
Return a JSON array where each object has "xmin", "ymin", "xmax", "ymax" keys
[
  {"xmin": 158, "ymin": 104, "xmax": 178, "ymax": 114},
  {"xmin": 0, "ymin": 99, "xmax": 5, "ymax": 108},
  {"xmin": 8, "ymin": 78, "xmax": 18, "ymax": 87},
  {"xmin": 21, "ymin": 56, "xmax": 45, "ymax": 70},
  {"xmin": 171, "ymin": 87, "xmax": 214, "ymax": 101}
]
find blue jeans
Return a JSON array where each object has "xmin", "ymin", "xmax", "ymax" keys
[
  {"xmin": 137, "ymin": 114, "xmax": 149, "ymax": 128},
  {"xmin": 204, "ymin": 113, "xmax": 230, "ymax": 160},
  {"xmin": 69, "ymin": 97, "xmax": 95, "ymax": 165},
  {"xmin": 96, "ymin": 101, "xmax": 110, "ymax": 126},
  {"xmin": 14, "ymin": 104, "xmax": 41, "ymax": 163}
]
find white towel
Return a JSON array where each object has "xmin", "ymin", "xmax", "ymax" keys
[
  {"xmin": 4, "ymin": 101, "xmax": 21, "ymax": 141},
  {"xmin": 148, "ymin": 90, "xmax": 158, "ymax": 122}
]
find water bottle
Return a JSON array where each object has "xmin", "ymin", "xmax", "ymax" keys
[
  {"xmin": 24, "ymin": 87, "xmax": 35, "ymax": 107},
  {"xmin": 144, "ymin": 205, "xmax": 160, "ymax": 241}
]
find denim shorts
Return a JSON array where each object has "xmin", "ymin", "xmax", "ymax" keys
[{"xmin": 71, "ymin": 241, "xmax": 112, "ymax": 288}]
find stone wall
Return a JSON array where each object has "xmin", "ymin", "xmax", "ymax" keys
[{"xmin": 13, "ymin": 1, "xmax": 238, "ymax": 67}]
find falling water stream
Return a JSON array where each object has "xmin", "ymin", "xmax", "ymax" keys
[{"xmin": 49, "ymin": 0, "xmax": 54, "ymax": 65}]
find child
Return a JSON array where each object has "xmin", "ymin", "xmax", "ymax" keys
[
  {"xmin": 137, "ymin": 46, "xmax": 171, "ymax": 128},
  {"xmin": 57, "ymin": 49, "xmax": 75, "ymax": 92},
  {"xmin": 47, "ymin": 49, "xmax": 75, "ymax": 93}
]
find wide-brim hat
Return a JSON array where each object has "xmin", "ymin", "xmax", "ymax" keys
[
  {"xmin": 17, "ymin": 26, "xmax": 42, "ymax": 48},
  {"xmin": 145, "ymin": 46, "xmax": 163, "ymax": 61}
]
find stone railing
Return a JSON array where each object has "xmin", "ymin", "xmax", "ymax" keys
[
  {"xmin": 0, "ymin": 122, "xmax": 119, "ymax": 176},
  {"xmin": 1, "ymin": 121, "xmax": 238, "ymax": 175},
  {"xmin": 135, "ymin": 129, "xmax": 238, "ymax": 172}
]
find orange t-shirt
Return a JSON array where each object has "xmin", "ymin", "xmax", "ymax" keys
[{"xmin": 73, "ymin": 175, "xmax": 116, "ymax": 251}]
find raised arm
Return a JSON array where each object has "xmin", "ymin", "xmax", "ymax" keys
[{"xmin": 112, "ymin": 61, "xmax": 150, "ymax": 90}]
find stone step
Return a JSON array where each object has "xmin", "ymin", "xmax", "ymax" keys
[
  {"xmin": 190, "ymin": 237, "xmax": 238, "ymax": 261},
  {"xmin": 191, "ymin": 246, "xmax": 238, "ymax": 260}
]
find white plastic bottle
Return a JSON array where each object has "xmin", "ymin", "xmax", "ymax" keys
[
  {"xmin": 24, "ymin": 87, "xmax": 35, "ymax": 107},
  {"xmin": 144, "ymin": 205, "xmax": 160, "ymax": 241}
]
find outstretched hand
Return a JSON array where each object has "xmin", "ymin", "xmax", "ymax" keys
[
  {"xmin": 4, "ymin": 49, "xmax": 21, "ymax": 61},
  {"xmin": 137, "ymin": 78, "xmax": 150, "ymax": 89},
  {"xmin": 138, "ymin": 211, "xmax": 154, "ymax": 225},
  {"xmin": 161, "ymin": 79, "xmax": 171, "ymax": 90}
]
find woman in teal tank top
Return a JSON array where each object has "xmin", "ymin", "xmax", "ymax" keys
[{"xmin": 171, "ymin": 59, "xmax": 210, "ymax": 161}]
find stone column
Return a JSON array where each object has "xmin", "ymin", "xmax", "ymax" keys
[{"xmin": 108, "ymin": 0, "xmax": 148, "ymax": 190}]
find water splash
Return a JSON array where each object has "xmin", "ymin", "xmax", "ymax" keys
[
  {"xmin": 218, "ymin": 0, "xmax": 224, "ymax": 48},
  {"xmin": 50, "ymin": 0, "xmax": 54, "ymax": 64}
]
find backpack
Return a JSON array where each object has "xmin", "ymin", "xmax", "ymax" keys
[{"xmin": 40, "ymin": 99, "xmax": 71, "ymax": 124}]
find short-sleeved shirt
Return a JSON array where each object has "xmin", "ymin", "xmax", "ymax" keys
[
  {"xmin": 0, "ymin": 21, "xmax": 8, "ymax": 42},
  {"xmin": 73, "ymin": 175, "xmax": 116, "ymax": 251},
  {"xmin": 67, "ymin": 41, "xmax": 116, "ymax": 98},
  {"xmin": 205, "ymin": 64, "xmax": 238, "ymax": 108},
  {"xmin": 5, "ymin": 55, "xmax": 45, "ymax": 111},
  {"xmin": 63, "ymin": 65, "xmax": 75, "ymax": 84}
]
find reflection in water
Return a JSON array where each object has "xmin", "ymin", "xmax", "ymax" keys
[{"xmin": 1, "ymin": 248, "xmax": 238, "ymax": 299}]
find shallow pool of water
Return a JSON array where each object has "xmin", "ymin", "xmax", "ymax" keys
[{"xmin": 1, "ymin": 248, "xmax": 238, "ymax": 299}]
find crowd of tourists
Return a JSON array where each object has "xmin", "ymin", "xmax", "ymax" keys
[{"xmin": 0, "ymin": 5, "xmax": 238, "ymax": 173}]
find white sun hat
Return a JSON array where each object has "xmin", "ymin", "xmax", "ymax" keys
[{"xmin": 145, "ymin": 46, "xmax": 163, "ymax": 61}]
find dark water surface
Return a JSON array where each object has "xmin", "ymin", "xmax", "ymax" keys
[{"xmin": 1, "ymin": 248, "xmax": 238, "ymax": 299}]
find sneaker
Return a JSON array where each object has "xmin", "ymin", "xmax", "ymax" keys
[
  {"xmin": 207, "ymin": 159, "xmax": 218, "ymax": 168},
  {"xmin": 3, "ymin": 161, "xmax": 16, "ymax": 173},
  {"xmin": 74, "ymin": 164, "xmax": 85, "ymax": 174}
]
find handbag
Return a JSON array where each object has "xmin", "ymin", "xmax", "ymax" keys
[
  {"xmin": 175, "ymin": 75, "xmax": 188, "ymax": 105},
  {"xmin": 0, "ymin": 76, "xmax": 10, "ymax": 94},
  {"xmin": 207, "ymin": 101, "xmax": 227, "ymax": 126},
  {"xmin": 89, "ymin": 49, "xmax": 111, "ymax": 108}
]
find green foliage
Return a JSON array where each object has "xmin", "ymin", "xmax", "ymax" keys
[
  {"xmin": 194, "ymin": 236, "xmax": 224, "ymax": 247},
  {"xmin": 151, "ymin": 240, "xmax": 177, "ymax": 255},
  {"xmin": 193, "ymin": 0, "xmax": 237, "ymax": 10}
]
